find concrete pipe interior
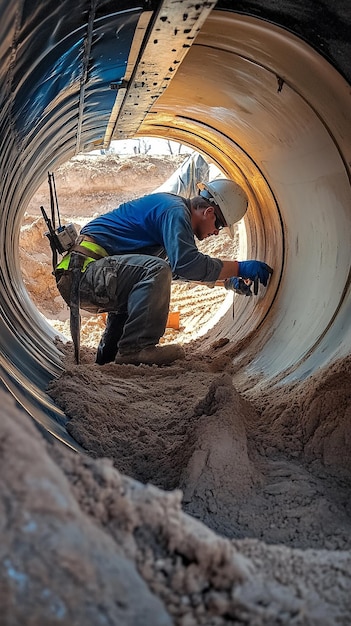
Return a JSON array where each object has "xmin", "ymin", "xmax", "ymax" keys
[{"xmin": 0, "ymin": 2, "xmax": 350, "ymax": 448}]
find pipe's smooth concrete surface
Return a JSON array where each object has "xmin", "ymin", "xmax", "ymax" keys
[{"xmin": 0, "ymin": 1, "xmax": 350, "ymax": 443}]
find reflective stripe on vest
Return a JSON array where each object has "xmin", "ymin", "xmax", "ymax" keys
[{"xmin": 55, "ymin": 240, "xmax": 109, "ymax": 272}]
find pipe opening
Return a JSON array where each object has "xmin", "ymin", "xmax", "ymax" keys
[{"xmin": 19, "ymin": 143, "xmax": 258, "ymax": 354}]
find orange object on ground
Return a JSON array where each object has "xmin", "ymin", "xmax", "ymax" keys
[
  {"xmin": 100, "ymin": 311, "xmax": 180, "ymax": 330},
  {"xmin": 166, "ymin": 311, "xmax": 180, "ymax": 330}
]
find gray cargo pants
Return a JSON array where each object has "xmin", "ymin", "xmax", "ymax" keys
[{"xmin": 78, "ymin": 254, "xmax": 172, "ymax": 355}]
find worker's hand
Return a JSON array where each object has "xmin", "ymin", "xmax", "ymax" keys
[
  {"xmin": 224, "ymin": 277, "xmax": 253, "ymax": 296},
  {"xmin": 238, "ymin": 261, "xmax": 273, "ymax": 287}
]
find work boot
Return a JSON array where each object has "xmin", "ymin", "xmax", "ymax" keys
[{"xmin": 115, "ymin": 344, "xmax": 185, "ymax": 366}]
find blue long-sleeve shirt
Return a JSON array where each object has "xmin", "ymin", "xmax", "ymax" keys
[{"xmin": 81, "ymin": 192, "xmax": 223, "ymax": 282}]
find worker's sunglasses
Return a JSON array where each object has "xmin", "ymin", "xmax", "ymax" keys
[{"xmin": 214, "ymin": 211, "xmax": 226, "ymax": 231}]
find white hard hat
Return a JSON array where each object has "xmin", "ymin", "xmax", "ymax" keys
[{"xmin": 197, "ymin": 178, "xmax": 248, "ymax": 237}]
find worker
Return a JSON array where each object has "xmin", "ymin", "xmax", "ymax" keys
[{"xmin": 54, "ymin": 179, "xmax": 273, "ymax": 366}]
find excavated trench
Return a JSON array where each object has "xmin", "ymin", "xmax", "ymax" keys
[{"xmin": 1, "ymin": 2, "xmax": 351, "ymax": 624}]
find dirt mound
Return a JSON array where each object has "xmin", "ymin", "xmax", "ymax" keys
[
  {"xmin": 26, "ymin": 153, "xmax": 187, "ymax": 220},
  {"xmin": 48, "ymin": 338, "xmax": 351, "ymax": 551}
]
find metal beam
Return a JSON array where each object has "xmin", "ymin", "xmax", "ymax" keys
[{"xmin": 104, "ymin": 0, "xmax": 217, "ymax": 145}]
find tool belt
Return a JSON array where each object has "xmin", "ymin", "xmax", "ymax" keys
[
  {"xmin": 54, "ymin": 235, "xmax": 109, "ymax": 305},
  {"xmin": 56, "ymin": 235, "xmax": 108, "ymax": 271}
]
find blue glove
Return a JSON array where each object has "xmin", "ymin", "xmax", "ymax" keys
[
  {"xmin": 238, "ymin": 261, "xmax": 273, "ymax": 287},
  {"xmin": 224, "ymin": 277, "xmax": 252, "ymax": 296}
]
